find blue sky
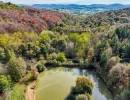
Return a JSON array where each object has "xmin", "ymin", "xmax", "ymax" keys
[{"xmin": 2, "ymin": 0, "xmax": 130, "ymax": 5}]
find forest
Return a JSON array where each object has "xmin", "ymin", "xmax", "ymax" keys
[{"xmin": 0, "ymin": 1, "xmax": 130, "ymax": 100}]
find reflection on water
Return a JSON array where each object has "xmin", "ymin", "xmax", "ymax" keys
[{"xmin": 36, "ymin": 67, "xmax": 113, "ymax": 100}]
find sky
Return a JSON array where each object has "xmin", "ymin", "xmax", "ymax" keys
[{"xmin": 2, "ymin": 0, "xmax": 130, "ymax": 5}]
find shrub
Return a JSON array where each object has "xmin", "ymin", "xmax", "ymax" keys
[
  {"xmin": 51, "ymin": 53, "xmax": 57, "ymax": 60},
  {"xmin": 0, "ymin": 74, "xmax": 12, "ymax": 93},
  {"xmin": 7, "ymin": 57, "xmax": 26, "ymax": 82},
  {"xmin": 57, "ymin": 53, "xmax": 66, "ymax": 62},
  {"xmin": 76, "ymin": 94, "xmax": 88, "ymax": 100},
  {"xmin": 36, "ymin": 63, "xmax": 45, "ymax": 72},
  {"xmin": 30, "ymin": 67, "xmax": 38, "ymax": 80}
]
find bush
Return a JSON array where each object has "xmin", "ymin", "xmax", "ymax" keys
[
  {"xmin": 76, "ymin": 94, "xmax": 88, "ymax": 100},
  {"xmin": 36, "ymin": 63, "xmax": 45, "ymax": 72},
  {"xmin": 30, "ymin": 67, "xmax": 38, "ymax": 80},
  {"xmin": 7, "ymin": 57, "xmax": 26, "ymax": 82},
  {"xmin": 0, "ymin": 74, "xmax": 12, "ymax": 93},
  {"xmin": 57, "ymin": 53, "xmax": 66, "ymax": 62}
]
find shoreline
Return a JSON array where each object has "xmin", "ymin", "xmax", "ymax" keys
[{"xmin": 25, "ymin": 81, "xmax": 36, "ymax": 100}]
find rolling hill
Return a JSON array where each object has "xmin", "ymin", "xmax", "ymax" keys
[{"xmin": 29, "ymin": 4, "xmax": 130, "ymax": 16}]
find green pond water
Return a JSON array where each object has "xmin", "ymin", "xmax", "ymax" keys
[{"xmin": 36, "ymin": 67, "xmax": 113, "ymax": 100}]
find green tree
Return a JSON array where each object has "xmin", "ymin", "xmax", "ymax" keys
[
  {"xmin": 0, "ymin": 47, "xmax": 5, "ymax": 62},
  {"xmin": 57, "ymin": 53, "xmax": 66, "ymax": 62},
  {"xmin": 111, "ymin": 33, "xmax": 120, "ymax": 55},
  {"xmin": 100, "ymin": 39, "xmax": 110, "ymax": 52},
  {"xmin": 4, "ymin": 49, "xmax": 16, "ymax": 63},
  {"xmin": 7, "ymin": 57, "xmax": 26, "ymax": 82},
  {"xmin": 100, "ymin": 51, "xmax": 109, "ymax": 68},
  {"xmin": 124, "ymin": 41, "xmax": 130, "ymax": 58},
  {"xmin": 0, "ymin": 75, "xmax": 12, "ymax": 93},
  {"xmin": 40, "ymin": 44, "xmax": 48, "ymax": 58}
]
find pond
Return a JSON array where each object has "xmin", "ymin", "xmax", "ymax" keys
[{"xmin": 36, "ymin": 67, "xmax": 114, "ymax": 100}]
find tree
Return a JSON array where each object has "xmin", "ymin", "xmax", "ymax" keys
[
  {"xmin": 111, "ymin": 33, "xmax": 120, "ymax": 55},
  {"xmin": 87, "ymin": 48, "xmax": 94, "ymax": 61},
  {"xmin": 40, "ymin": 44, "xmax": 48, "ymax": 58},
  {"xmin": 124, "ymin": 41, "xmax": 130, "ymax": 59},
  {"xmin": 108, "ymin": 64, "xmax": 127, "ymax": 85},
  {"xmin": 57, "ymin": 53, "xmax": 66, "ymax": 62},
  {"xmin": 0, "ymin": 75, "xmax": 11, "ymax": 93},
  {"xmin": 0, "ymin": 47, "xmax": 5, "ymax": 62},
  {"xmin": 66, "ymin": 41, "xmax": 74, "ymax": 58},
  {"xmin": 105, "ymin": 56, "xmax": 118, "ymax": 72},
  {"xmin": 100, "ymin": 51, "xmax": 109, "ymax": 68},
  {"xmin": 4, "ymin": 49, "xmax": 16, "ymax": 63},
  {"xmin": 57, "ymin": 39, "xmax": 67, "ymax": 51},
  {"xmin": 100, "ymin": 39, "xmax": 110, "ymax": 51},
  {"xmin": 7, "ymin": 57, "xmax": 26, "ymax": 82},
  {"xmin": 115, "ymin": 25, "xmax": 130, "ymax": 41},
  {"xmin": 76, "ymin": 77, "xmax": 94, "ymax": 89}
]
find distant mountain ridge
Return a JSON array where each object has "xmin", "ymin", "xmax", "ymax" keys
[
  {"xmin": 19, "ymin": 3, "xmax": 130, "ymax": 16},
  {"xmin": 31, "ymin": 3, "xmax": 130, "ymax": 10}
]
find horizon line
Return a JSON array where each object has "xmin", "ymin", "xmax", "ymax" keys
[
  {"xmin": 18, "ymin": 3, "xmax": 130, "ymax": 6},
  {"xmin": 1, "ymin": 1, "xmax": 130, "ymax": 5}
]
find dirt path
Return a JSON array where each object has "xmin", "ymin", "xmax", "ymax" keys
[{"xmin": 25, "ymin": 81, "xmax": 36, "ymax": 100}]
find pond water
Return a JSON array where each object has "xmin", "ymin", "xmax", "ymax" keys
[{"xmin": 36, "ymin": 67, "xmax": 113, "ymax": 100}]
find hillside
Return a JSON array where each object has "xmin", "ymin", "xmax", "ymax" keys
[
  {"xmin": 30, "ymin": 4, "xmax": 130, "ymax": 16},
  {"xmin": 85, "ymin": 8, "xmax": 130, "ymax": 28},
  {"xmin": 0, "ymin": 2, "xmax": 130, "ymax": 100},
  {"xmin": 0, "ymin": 2, "xmax": 64, "ymax": 33}
]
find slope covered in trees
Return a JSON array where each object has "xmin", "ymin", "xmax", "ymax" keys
[
  {"xmin": 0, "ymin": 1, "xmax": 64, "ymax": 34},
  {"xmin": 0, "ymin": 2, "xmax": 130, "ymax": 100}
]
